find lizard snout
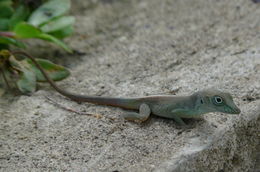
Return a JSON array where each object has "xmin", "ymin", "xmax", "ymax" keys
[{"xmin": 232, "ymin": 107, "xmax": 241, "ymax": 114}]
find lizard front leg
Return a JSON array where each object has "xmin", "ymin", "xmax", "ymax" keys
[
  {"xmin": 122, "ymin": 103, "xmax": 151, "ymax": 122},
  {"xmin": 171, "ymin": 115, "xmax": 186, "ymax": 125},
  {"xmin": 170, "ymin": 109, "xmax": 188, "ymax": 126}
]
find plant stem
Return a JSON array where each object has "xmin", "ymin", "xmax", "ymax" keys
[
  {"xmin": 0, "ymin": 32, "xmax": 15, "ymax": 38},
  {"xmin": 0, "ymin": 68, "xmax": 11, "ymax": 89}
]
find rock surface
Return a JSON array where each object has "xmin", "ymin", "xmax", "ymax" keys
[{"xmin": 0, "ymin": 0, "xmax": 259, "ymax": 171}]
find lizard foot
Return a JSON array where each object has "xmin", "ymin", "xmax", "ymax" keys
[{"xmin": 122, "ymin": 103, "xmax": 151, "ymax": 123}]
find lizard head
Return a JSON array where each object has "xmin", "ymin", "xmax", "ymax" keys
[{"xmin": 195, "ymin": 89, "xmax": 241, "ymax": 114}]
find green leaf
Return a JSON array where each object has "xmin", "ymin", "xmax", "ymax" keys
[
  {"xmin": 14, "ymin": 22, "xmax": 42, "ymax": 38},
  {"xmin": 0, "ymin": 43, "xmax": 8, "ymax": 50},
  {"xmin": 28, "ymin": 0, "xmax": 71, "ymax": 27},
  {"xmin": 0, "ymin": 3, "xmax": 13, "ymax": 18},
  {"xmin": 0, "ymin": 18, "xmax": 10, "ymax": 31},
  {"xmin": 48, "ymin": 25, "xmax": 73, "ymax": 39},
  {"xmin": 0, "ymin": 0, "xmax": 12, "ymax": 6},
  {"xmin": 17, "ymin": 69, "xmax": 36, "ymax": 94},
  {"xmin": 38, "ymin": 33, "xmax": 72, "ymax": 52},
  {"xmin": 26, "ymin": 58, "xmax": 70, "ymax": 82},
  {"xmin": 13, "ymin": 22, "xmax": 71, "ymax": 52},
  {"xmin": 40, "ymin": 16, "xmax": 75, "ymax": 33},
  {"xmin": 9, "ymin": 5, "xmax": 30, "ymax": 30},
  {"xmin": 0, "ymin": 36, "xmax": 26, "ymax": 48},
  {"xmin": 8, "ymin": 53, "xmax": 27, "ymax": 72}
]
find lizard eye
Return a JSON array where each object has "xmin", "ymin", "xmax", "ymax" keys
[{"xmin": 213, "ymin": 96, "xmax": 223, "ymax": 105}]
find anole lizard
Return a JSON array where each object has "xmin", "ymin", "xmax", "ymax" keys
[{"xmin": 13, "ymin": 51, "xmax": 241, "ymax": 125}]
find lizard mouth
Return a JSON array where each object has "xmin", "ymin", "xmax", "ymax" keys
[
  {"xmin": 224, "ymin": 106, "xmax": 241, "ymax": 114},
  {"xmin": 233, "ymin": 107, "xmax": 241, "ymax": 114}
]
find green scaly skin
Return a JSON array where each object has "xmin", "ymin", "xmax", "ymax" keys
[{"xmin": 13, "ymin": 51, "xmax": 241, "ymax": 125}]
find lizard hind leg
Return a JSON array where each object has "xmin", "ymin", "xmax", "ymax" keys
[{"xmin": 122, "ymin": 103, "xmax": 151, "ymax": 122}]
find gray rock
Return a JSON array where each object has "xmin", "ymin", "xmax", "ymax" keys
[{"xmin": 1, "ymin": 0, "xmax": 259, "ymax": 171}]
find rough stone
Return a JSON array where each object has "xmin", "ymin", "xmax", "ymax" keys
[{"xmin": 0, "ymin": 0, "xmax": 259, "ymax": 171}]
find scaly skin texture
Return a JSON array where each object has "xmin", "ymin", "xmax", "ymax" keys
[{"xmin": 13, "ymin": 51, "xmax": 241, "ymax": 125}]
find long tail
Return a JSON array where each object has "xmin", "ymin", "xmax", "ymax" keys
[{"xmin": 12, "ymin": 51, "xmax": 139, "ymax": 110}]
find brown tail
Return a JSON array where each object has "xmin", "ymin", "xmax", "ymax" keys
[{"xmin": 11, "ymin": 51, "xmax": 139, "ymax": 109}]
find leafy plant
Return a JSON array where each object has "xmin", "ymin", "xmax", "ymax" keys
[
  {"xmin": 0, "ymin": 0, "xmax": 74, "ymax": 95},
  {"xmin": 0, "ymin": 0, "xmax": 74, "ymax": 52},
  {"xmin": 0, "ymin": 50, "xmax": 70, "ymax": 94}
]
